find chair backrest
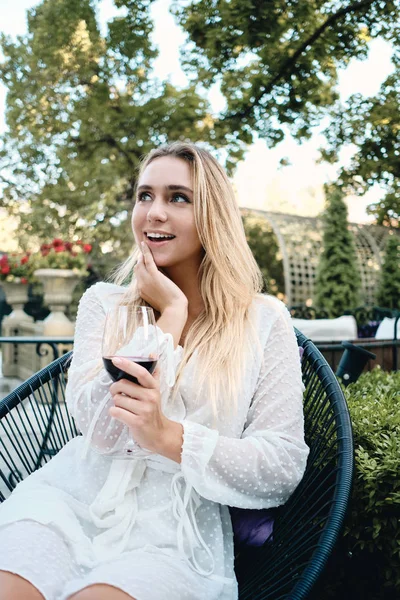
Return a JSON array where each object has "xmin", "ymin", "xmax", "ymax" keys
[
  {"xmin": 0, "ymin": 351, "xmax": 76, "ymax": 501},
  {"xmin": 0, "ymin": 333, "xmax": 353, "ymax": 599},
  {"xmin": 235, "ymin": 330, "xmax": 354, "ymax": 599}
]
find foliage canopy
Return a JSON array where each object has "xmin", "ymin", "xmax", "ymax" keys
[
  {"xmin": 1, "ymin": 0, "xmax": 400, "ymax": 255},
  {"xmin": 174, "ymin": 0, "xmax": 400, "ymax": 226}
]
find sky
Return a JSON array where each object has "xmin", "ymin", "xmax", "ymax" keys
[{"xmin": 0, "ymin": 0, "xmax": 396, "ymax": 222}]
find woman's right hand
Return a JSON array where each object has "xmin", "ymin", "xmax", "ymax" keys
[{"xmin": 135, "ymin": 241, "xmax": 188, "ymax": 315}]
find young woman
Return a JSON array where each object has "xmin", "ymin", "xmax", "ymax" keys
[{"xmin": 0, "ymin": 142, "xmax": 309, "ymax": 600}]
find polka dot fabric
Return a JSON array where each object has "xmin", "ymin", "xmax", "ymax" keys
[{"xmin": 0, "ymin": 283, "xmax": 309, "ymax": 600}]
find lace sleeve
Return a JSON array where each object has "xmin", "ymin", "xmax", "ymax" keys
[{"xmin": 180, "ymin": 303, "xmax": 309, "ymax": 508}]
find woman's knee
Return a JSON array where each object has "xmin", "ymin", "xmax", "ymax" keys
[
  {"xmin": 0, "ymin": 570, "xmax": 45, "ymax": 600},
  {"xmin": 68, "ymin": 584, "xmax": 136, "ymax": 600}
]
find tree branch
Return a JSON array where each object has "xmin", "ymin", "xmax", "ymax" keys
[{"xmin": 225, "ymin": 0, "xmax": 377, "ymax": 122}]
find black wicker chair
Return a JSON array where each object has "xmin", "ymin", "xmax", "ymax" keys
[{"xmin": 0, "ymin": 331, "xmax": 353, "ymax": 599}]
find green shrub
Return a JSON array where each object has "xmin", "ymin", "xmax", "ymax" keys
[
  {"xmin": 311, "ymin": 368, "xmax": 400, "ymax": 599},
  {"xmin": 241, "ymin": 210, "xmax": 284, "ymax": 297}
]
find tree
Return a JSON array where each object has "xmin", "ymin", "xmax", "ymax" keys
[
  {"xmin": 314, "ymin": 185, "xmax": 361, "ymax": 316},
  {"xmin": 376, "ymin": 233, "xmax": 400, "ymax": 309},
  {"xmin": 0, "ymin": 0, "xmax": 245, "ymax": 258},
  {"xmin": 241, "ymin": 211, "xmax": 284, "ymax": 297}
]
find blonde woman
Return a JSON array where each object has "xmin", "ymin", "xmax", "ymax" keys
[{"xmin": 0, "ymin": 142, "xmax": 309, "ymax": 600}]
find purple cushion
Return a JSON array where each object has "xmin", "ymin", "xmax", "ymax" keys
[{"xmin": 229, "ymin": 507, "xmax": 275, "ymax": 546}]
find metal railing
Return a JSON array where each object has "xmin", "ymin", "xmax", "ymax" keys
[
  {"xmin": 316, "ymin": 338, "xmax": 399, "ymax": 372},
  {"xmin": 0, "ymin": 337, "xmax": 74, "ymax": 364},
  {"xmin": 0, "ymin": 324, "xmax": 398, "ymax": 384}
]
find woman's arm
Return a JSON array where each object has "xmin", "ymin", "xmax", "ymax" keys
[
  {"xmin": 65, "ymin": 283, "xmax": 182, "ymax": 455},
  {"xmin": 136, "ymin": 242, "xmax": 188, "ymax": 349},
  {"xmin": 179, "ymin": 303, "xmax": 310, "ymax": 509},
  {"xmin": 65, "ymin": 284, "xmax": 132, "ymax": 454}
]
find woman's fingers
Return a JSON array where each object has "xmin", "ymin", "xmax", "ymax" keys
[
  {"xmin": 134, "ymin": 253, "xmax": 143, "ymax": 273},
  {"xmin": 112, "ymin": 394, "xmax": 148, "ymax": 414},
  {"xmin": 111, "ymin": 357, "xmax": 158, "ymax": 389},
  {"xmin": 109, "ymin": 406, "xmax": 138, "ymax": 427},
  {"xmin": 109, "ymin": 378, "xmax": 151, "ymax": 399},
  {"xmin": 141, "ymin": 241, "xmax": 157, "ymax": 272}
]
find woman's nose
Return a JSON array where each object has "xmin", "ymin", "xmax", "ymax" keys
[{"xmin": 147, "ymin": 198, "xmax": 167, "ymax": 222}]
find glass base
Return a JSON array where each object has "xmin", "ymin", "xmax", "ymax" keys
[{"xmin": 120, "ymin": 439, "xmax": 153, "ymax": 459}]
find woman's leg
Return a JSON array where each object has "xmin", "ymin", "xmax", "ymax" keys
[
  {"xmin": 68, "ymin": 585, "xmax": 136, "ymax": 600},
  {"xmin": 0, "ymin": 520, "xmax": 78, "ymax": 600},
  {"xmin": 0, "ymin": 571, "xmax": 45, "ymax": 600},
  {"xmin": 64, "ymin": 548, "xmax": 225, "ymax": 600}
]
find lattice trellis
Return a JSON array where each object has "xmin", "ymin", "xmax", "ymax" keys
[{"xmin": 249, "ymin": 210, "xmax": 397, "ymax": 306}]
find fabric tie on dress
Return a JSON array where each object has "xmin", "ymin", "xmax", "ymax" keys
[
  {"xmin": 146, "ymin": 457, "xmax": 220, "ymax": 578},
  {"xmin": 170, "ymin": 471, "xmax": 215, "ymax": 577},
  {"xmin": 86, "ymin": 452, "xmax": 217, "ymax": 578},
  {"xmin": 88, "ymin": 458, "xmax": 146, "ymax": 563}
]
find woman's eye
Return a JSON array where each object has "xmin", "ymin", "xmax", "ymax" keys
[
  {"xmin": 171, "ymin": 193, "xmax": 189, "ymax": 203},
  {"xmin": 138, "ymin": 192, "xmax": 152, "ymax": 202}
]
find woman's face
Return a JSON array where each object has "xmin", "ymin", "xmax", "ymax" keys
[{"xmin": 132, "ymin": 156, "xmax": 203, "ymax": 272}]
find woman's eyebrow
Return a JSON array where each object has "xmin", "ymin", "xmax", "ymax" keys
[
  {"xmin": 166, "ymin": 185, "xmax": 193, "ymax": 194},
  {"xmin": 137, "ymin": 184, "xmax": 193, "ymax": 193}
]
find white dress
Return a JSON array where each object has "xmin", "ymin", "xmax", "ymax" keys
[{"xmin": 0, "ymin": 282, "xmax": 309, "ymax": 600}]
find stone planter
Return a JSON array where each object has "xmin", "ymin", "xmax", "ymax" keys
[
  {"xmin": 34, "ymin": 268, "xmax": 80, "ymax": 336},
  {"xmin": 1, "ymin": 281, "xmax": 33, "ymax": 377},
  {"xmin": 1, "ymin": 281, "xmax": 33, "ymax": 324}
]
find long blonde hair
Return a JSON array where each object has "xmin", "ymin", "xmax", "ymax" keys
[{"xmin": 112, "ymin": 142, "xmax": 263, "ymax": 412}]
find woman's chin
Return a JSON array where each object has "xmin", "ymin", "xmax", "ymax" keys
[{"xmin": 152, "ymin": 256, "xmax": 170, "ymax": 269}]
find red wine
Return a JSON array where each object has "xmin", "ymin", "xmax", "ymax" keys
[{"xmin": 103, "ymin": 356, "xmax": 158, "ymax": 384}]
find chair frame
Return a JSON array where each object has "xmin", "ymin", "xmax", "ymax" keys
[{"xmin": 0, "ymin": 331, "xmax": 354, "ymax": 599}]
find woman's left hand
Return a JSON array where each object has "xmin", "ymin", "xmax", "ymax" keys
[{"xmin": 108, "ymin": 357, "xmax": 183, "ymax": 463}]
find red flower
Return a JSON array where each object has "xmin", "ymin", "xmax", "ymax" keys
[
  {"xmin": 1, "ymin": 266, "xmax": 10, "ymax": 275},
  {"xmin": 0, "ymin": 256, "xmax": 8, "ymax": 266},
  {"xmin": 41, "ymin": 249, "xmax": 50, "ymax": 257},
  {"xmin": 21, "ymin": 256, "xmax": 29, "ymax": 264},
  {"xmin": 55, "ymin": 245, "xmax": 65, "ymax": 253},
  {"xmin": 21, "ymin": 277, "xmax": 28, "ymax": 284},
  {"xmin": 65, "ymin": 242, "xmax": 72, "ymax": 251},
  {"xmin": 53, "ymin": 238, "xmax": 64, "ymax": 247},
  {"xmin": 40, "ymin": 243, "xmax": 50, "ymax": 252},
  {"xmin": 83, "ymin": 244, "xmax": 92, "ymax": 253}
]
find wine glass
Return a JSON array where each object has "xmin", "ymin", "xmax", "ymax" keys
[
  {"xmin": 102, "ymin": 305, "xmax": 159, "ymax": 457},
  {"xmin": 102, "ymin": 305, "xmax": 159, "ymax": 384}
]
